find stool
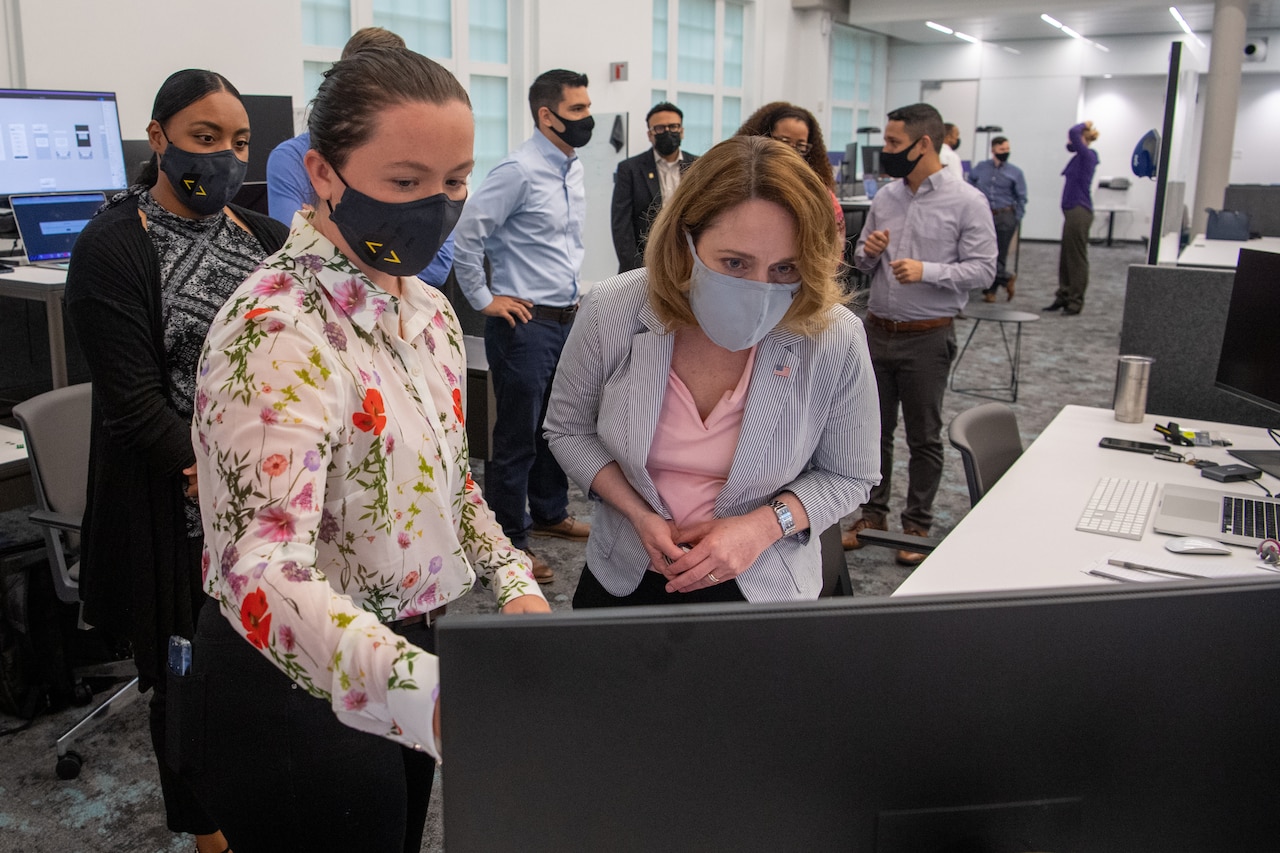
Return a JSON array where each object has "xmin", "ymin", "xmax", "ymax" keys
[{"xmin": 949, "ymin": 303, "xmax": 1039, "ymax": 403}]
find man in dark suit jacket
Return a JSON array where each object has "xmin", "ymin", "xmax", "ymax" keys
[{"xmin": 611, "ymin": 102, "xmax": 698, "ymax": 272}]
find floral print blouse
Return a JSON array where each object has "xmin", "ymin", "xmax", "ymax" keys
[{"xmin": 194, "ymin": 213, "xmax": 544, "ymax": 759}]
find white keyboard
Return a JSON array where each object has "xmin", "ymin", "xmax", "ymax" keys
[{"xmin": 1076, "ymin": 477, "xmax": 1159, "ymax": 540}]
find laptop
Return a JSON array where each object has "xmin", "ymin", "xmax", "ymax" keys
[
  {"xmin": 10, "ymin": 192, "xmax": 106, "ymax": 269},
  {"xmin": 1153, "ymin": 482, "xmax": 1280, "ymax": 547}
]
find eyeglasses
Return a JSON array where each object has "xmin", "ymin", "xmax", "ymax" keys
[
  {"xmin": 770, "ymin": 134, "xmax": 812, "ymax": 155},
  {"xmin": 650, "ymin": 123, "xmax": 682, "ymax": 134}
]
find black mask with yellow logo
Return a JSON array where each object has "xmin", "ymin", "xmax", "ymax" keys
[
  {"xmin": 158, "ymin": 137, "xmax": 248, "ymax": 217},
  {"xmin": 328, "ymin": 165, "xmax": 464, "ymax": 277}
]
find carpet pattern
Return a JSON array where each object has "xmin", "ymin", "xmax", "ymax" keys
[{"xmin": 0, "ymin": 239, "xmax": 1144, "ymax": 852}]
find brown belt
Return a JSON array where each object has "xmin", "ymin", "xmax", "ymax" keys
[
  {"xmin": 390, "ymin": 604, "xmax": 447, "ymax": 628},
  {"xmin": 991, "ymin": 205, "xmax": 1015, "ymax": 215},
  {"xmin": 865, "ymin": 312, "xmax": 953, "ymax": 334},
  {"xmin": 530, "ymin": 303, "xmax": 578, "ymax": 323}
]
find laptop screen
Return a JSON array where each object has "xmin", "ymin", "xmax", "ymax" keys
[{"xmin": 10, "ymin": 192, "xmax": 105, "ymax": 262}]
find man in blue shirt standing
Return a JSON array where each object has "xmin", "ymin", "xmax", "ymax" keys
[
  {"xmin": 451, "ymin": 69, "xmax": 595, "ymax": 582},
  {"xmin": 967, "ymin": 136, "xmax": 1027, "ymax": 302},
  {"xmin": 264, "ymin": 27, "xmax": 455, "ymax": 288}
]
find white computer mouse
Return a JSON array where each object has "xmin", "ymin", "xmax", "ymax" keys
[{"xmin": 1164, "ymin": 537, "xmax": 1233, "ymax": 556}]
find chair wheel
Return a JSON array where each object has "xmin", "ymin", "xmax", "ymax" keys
[
  {"xmin": 72, "ymin": 683, "xmax": 93, "ymax": 706},
  {"xmin": 56, "ymin": 751, "xmax": 83, "ymax": 780}
]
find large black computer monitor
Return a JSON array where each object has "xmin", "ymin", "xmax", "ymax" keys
[
  {"xmin": 240, "ymin": 94, "xmax": 295, "ymax": 184},
  {"xmin": 861, "ymin": 144, "xmax": 883, "ymax": 178},
  {"xmin": 1216, "ymin": 248, "xmax": 1280, "ymax": 476},
  {"xmin": 439, "ymin": 579, "xmax": 1280, "ymax": 852},
  {"xmin": 0, "ymin": 88, "xmax": 129, "ymax": 198}
]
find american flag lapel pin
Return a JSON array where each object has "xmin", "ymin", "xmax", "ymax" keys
[{"xmin": 774, "ymin": 365, "xmax": 791, "ymax": 378}]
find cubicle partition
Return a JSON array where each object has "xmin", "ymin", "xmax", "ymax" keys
[
  {"xmin": 1223, "ymin": 184, "xmax": 1280, "ymax": 238},
  {"xmin": 1119, "ymin": 264, "xmax": 1275, "ymax": 428}
]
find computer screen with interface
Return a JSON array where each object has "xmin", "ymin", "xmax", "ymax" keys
[{"xmin": 0, "ymin": 88, "xmax": 129, "ymax": 198}]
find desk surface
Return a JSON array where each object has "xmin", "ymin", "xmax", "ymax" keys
[
  {"xmin": 0, "ymin": 424, "xmax": 27, "ymax": 470},
  {"xmin": 894, "ymin": 405, "xmax": 1279, "ymax": 596},
  {"xmin": 1176, "ymin": 233, "xmax": 1280, "ymax": 268}
]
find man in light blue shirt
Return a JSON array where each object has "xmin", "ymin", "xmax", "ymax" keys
[
  {"xmin": 451, "ymin": 69, "xmax": 595, "ymax": 581},
  {"xmin": 967, "ymin": 136, "xmax": 1028, "ymax": 302},
  {"xmin": 263, "ymin": 26, "xmax": 454, "ymax": 288}
]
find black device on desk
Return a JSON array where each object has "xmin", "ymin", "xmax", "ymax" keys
[
  {"xmin": 439, "ymin": 581, "xmax": 1280, "ymax": 851},
  {"xmin": 1216, "ymin": 248, "xmax": 1280, "ymax": 478}
]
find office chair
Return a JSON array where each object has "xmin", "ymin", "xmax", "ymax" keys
[
  {"xmin": 947, "ymin": 402, "xmax": 1024, "ymax": 506},
  {"xmin": 12, "ymin": 383, "xmax": 139, "ymax": 780}
]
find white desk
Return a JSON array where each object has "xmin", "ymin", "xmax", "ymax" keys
[
  {"xmin": 1091, "ymin": 204, "xmax": 1133, "ymax": 247},
  {"xmin": 1176, "ymin": 233, "xmax": 1280, "ymax": 268},
  {"xmin": 0, "ymin": 265, "xmax": 70, "ymax": 388},
  {"xmin": 895, "ymin": 405, "xmax": 1278, "ymax": 596},
  {"xmin": 0, "ymin": 423, "xmax": 34, "ymax": 513}
]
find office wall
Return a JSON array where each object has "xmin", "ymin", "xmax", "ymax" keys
[
  {"xmin": 8, "ymin": 0, "xmax": 299, "ymax": 136},
  {"xmin": 1081, "ymin": 75, "xmax": 1166, "ymax": 245},
  {"xmin": 1230, "ymin": 72, "xmax": 1280, "ymax": 185}
]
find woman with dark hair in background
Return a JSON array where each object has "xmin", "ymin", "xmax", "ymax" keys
[
  {"xmin": 191, "ymin": 47, "xmax": 549, "ymax": 852},
  {"xmin": 65, "ymin": 69, "xmax": 288, "ymax": 853},
  {"xmin": 736, "ymin": 101, "xmax": 845, "ymax": 244}
]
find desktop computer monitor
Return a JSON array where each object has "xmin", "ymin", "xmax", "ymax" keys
[
  {"xmin": 1215, "ymin": 248, "xmax": 1280, "ymax": 476},
  {"xmin": 240, "ymin": 94, "xmax": 295, "ymax": 184},
  {"xmin": 439, "ymin": 579, "xmax": 1280, "ymax": 852},
  {"xmin": 862, "ymin": 144, "xmax": 883, "ymax": 178},
  {"xmin": 0, "ymin": 88, "xmax": 129, "ymax": 199}
]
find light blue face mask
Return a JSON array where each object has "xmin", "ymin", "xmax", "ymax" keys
[{"xmin": 685, "ymin": 232, "xmax": 801, "ymax": 352}]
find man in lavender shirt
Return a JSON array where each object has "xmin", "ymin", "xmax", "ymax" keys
[
  {"xmin": 842, "ymin": 103, "xmax": 996, "ymax": 565},
  {"xmin": 1046, "ymin": 121, "xmax": 1100, "ymax": 315}
]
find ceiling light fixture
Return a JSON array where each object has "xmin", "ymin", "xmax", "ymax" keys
[
  {"xmin": 926, "ymin": 21, "xmax": 954, "ymax": 34},
  {"xmin": 954, "ymin": 31, "xmax": 979, "ymax": 44},
  {"xmin": 1169, "ymin": 6, "xmax": 1207, "ymax": 48},
  {"xmin": 1041, "ymin": 14, "xmax": 1064, "ymax": 29},
  {"xmin": 1060, "ymin": 24, "xmax": 1083, "ymax": 40},
  {"xmin": 1092, "ymin": 41, "xmax": 1111, "ymax": 52},
  {"xmin": 1003, "ymin": 46, "xmax": 1023, "ymax": 55}
]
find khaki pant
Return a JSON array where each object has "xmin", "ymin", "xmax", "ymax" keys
[{"xmin": 1056, "ymin": 206, "xmax": 1093, "ymax": 311}]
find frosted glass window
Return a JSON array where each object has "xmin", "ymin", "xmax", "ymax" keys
[
  {"xmin": 677, "ymin": 0, "xmax": 716, "ymax": 85},
  {"xmin": 302, "ymin": 0, "xmax": 350, "ymax": 48},
  {"xmin": 652, "ymin": 89, "xmax": 668, "ymax": 106},
  {"xmin": 469, "ymin": 0, "xmax": 508, "ymax": 63},
  {"xmin": 374, "ymin": 0, "xmax": 451, "ymax": 59},
  {"xmin": 653, "ymin": 0, "xmax": 669, "ymax": 81},
  {"xmin": 470, "ymin": 75, "xmax": 509, "ymax": 189},
  {"xmin": 721, "ymin": 96, "xmax": 741, "ymax": 141},
  {"xmin": 303, "ymin": 61, "xmax": 330, "ymax": 111},
  {"xmin": 832, "ymin": 29, "xmax": 856, "ymax": 102},
  {"xmin": 830, "ymin": 107, "xmax": 854, "ymax": 150},
  {"xmin": 722, "ymin": 4, "xmax": 744, "ymax": 88},
  {"xmin": 679, "ymin": 93, "xmax": 714, "ymax": 154}
]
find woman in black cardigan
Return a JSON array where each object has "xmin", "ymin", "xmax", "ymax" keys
[{"xmin": 65, "ymin": 69, "xmax": 287, "ymax": 853}]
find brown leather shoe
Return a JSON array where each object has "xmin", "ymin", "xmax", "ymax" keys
[
  {"xmin": 1005, "ymin": 273, "xmax": 1017, "ymax": 300},
  {"xmin": 525, "ymin": 550, "xmax": 554, "ymax": 584},
  {"xmin": 531, "ymin": 516, "xmax": 591, "ymax": 541},
  {"xmin": 895, "ymin": 528, "xmax": 930, "ymax": 567},
  {"xmin": 842, "ymin": 517, "xmax": 887, "ymax": 551},
  {"xmin": 982, "ymin": 291, "xmax": 997, "ymax": 303}
]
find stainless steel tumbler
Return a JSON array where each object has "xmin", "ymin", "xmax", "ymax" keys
[{"xmin": 1113, "ymin": 355, "xmax": 1154, "ymax": 423}]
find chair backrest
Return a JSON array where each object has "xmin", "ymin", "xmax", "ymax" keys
[
  {"xmin": 12, "ymin": 384, "xmax": 92, "ymax": 520},
  {"xmin": 948, "ymin": 402, "xmax": 1023, "ymax": 506},
  {"xmin": 12, "ymin": 383, "xmax": 92, "ymax": 605}
]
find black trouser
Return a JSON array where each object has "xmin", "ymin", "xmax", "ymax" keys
[
  {"xmin": 189, "ymin": 603, "xmax": 436, "ymax": 853},
  {"xmin": 861, "ymin": 321, "xmax": 957, "ymax": 533},
  {"xmin": 573, "ymin": 564, "xmax": 747, "ymax": 608},
  {"xmin": 152, "ymin": 538, "xmax": 219, "ymax": 836},
  {"xmin": 983, "ymin": 208, "xmax": 1018, "ymax": 295}
]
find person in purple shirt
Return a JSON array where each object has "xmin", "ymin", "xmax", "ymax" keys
[{"xmin": 1046, "ymin": 121, "xmax": 1099, "ymax": 315}]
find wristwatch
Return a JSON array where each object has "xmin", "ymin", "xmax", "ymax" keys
[{"xmin": 768, "ymin": 499, "xmax": 797, "ymax": 538}]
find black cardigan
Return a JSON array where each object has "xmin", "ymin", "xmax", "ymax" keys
[{"xmin": 64, "ymin": 196, "xmax": 288, "ymax": 687}]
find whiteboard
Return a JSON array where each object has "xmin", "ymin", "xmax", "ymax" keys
[{"xmin": 577, "ymin": 112, "xmax": 629, "ymax": 290}]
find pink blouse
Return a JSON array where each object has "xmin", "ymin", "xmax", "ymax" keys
[{"xmin": 646, "ymin": 347, "xmax": 757, "ymax": 532}]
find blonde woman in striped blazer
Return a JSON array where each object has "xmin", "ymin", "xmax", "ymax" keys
[{"xmin": 546, "ymin": 135, "xmax": 880, "ymax": 606}]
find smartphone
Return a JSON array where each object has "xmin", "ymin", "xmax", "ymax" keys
[{"xmin": 1098, "ymin": 437, "xmax": 1167, "ymax": 454}]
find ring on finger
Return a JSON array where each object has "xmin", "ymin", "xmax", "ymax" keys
[{"xmin": 707, "ymin": 572, "xmax": 718, "ymax": 584}]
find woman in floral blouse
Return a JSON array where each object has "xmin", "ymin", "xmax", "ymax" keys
[{"xmin": 190, "ymin": 47, "xmax": 548, "ymax": 852}]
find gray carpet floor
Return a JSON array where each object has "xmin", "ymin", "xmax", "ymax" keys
[{"xmin": 0, "ymin": 238, "xmax": 1144, "ymax": 852}]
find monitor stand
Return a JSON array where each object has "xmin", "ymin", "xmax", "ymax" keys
[{"xmin": 1228, "ymin": 449, "xmax": 1280, "ymax": 480}]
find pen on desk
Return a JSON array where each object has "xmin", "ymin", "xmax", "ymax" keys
[{"xmin": 1105, "ymin": 558, "xmax": 1192, "ymax": 579}]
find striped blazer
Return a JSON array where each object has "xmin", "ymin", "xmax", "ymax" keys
[{"xmin": 545, "ymin": 270, "xmax": 881, "ymax": 602}]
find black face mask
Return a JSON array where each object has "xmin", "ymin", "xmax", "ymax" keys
[
  {"xmin": 327, "ymin": 165, "xmax": 464, "ymax": 277},
  {"xmin": 159, "ymin": 135, "xmax": 247, "ymax": 217},
  {"xmin": 879, "ymin": 137, "xmax": 923, "ymax": 179},
  {"xmin": 549, "ymin": 110, "xmax": 595, "ymax": 148},
  {"xmin": 653, "ymin": 130, "xmax": 680, "ymax": 157},
  {"xmin": 953, "ymin": 137, "xmax": 961, "ymax": 150},
  {"xmin": 994, "ymin": 151, "xmax": 1011, "ymax": 163}
]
